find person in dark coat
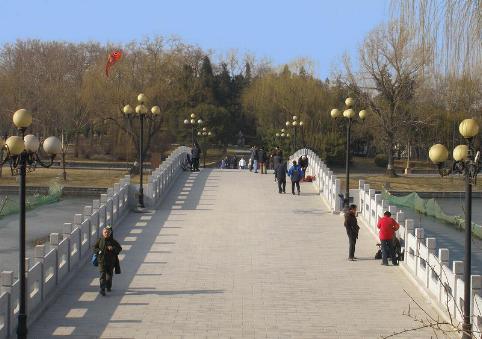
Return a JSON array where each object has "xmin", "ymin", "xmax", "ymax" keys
[
  {"xmin": 274, "ymin": 160, "xmax": 287, "ymax": 194},
  {"xmin": 272, "ymin": 151, "xmax": 283, "ymax": 182},
  {"xmin": 257, "ymin": 147, "xmax": 267, "ymax": 174},
  {"xmin": 191, "ymin": 143, "xmax": 201, "ymax": 171},
  {"xmin": 94, "ymin": 227, "xmax": 122, "ymax": 296},
  {"xmin": 344, "ymin": 204, "xmax": 360, "ymax": 261},
  {"xmin": 298, "ymin": 155, "xmax": 309, "ymax": 179}
]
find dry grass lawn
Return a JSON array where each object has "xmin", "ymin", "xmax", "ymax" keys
[
  {"xmin": 341, "ymin": 174, "xmax": 482, "ymax": 192},
  {"xmin": 0, "ymin": 168, "xmax": 129, "ymax": 188}
]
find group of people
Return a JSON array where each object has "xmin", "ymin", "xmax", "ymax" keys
[{"xmin": 344, "ymin": 205, "xmax": 401, "ymax": 265}]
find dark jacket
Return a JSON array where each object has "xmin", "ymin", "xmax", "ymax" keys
[
  {"xmin": 299, "ymin": 156, "xmax": 309, "ymax": 168},
  {"xmin": 272, "ymin": 155, "xmax": 282, "ymax": 170},
  {"xmin": 274, "ymin": 162, "xmax": 287, "ymax": 180},
  {"xmin": 191, "ymin": 146, "xmax": 201, "ymax": 159},
  {"xmin": 344, "ymin": 212, "xmax": 360, "ymax": 239},
  {"xmin": 257, "ymin": 149, "xmax": 267, "ymax": 162},
  {"xmin": 94, "ymin": 237, "xmax": 122, "ymax": 272}
]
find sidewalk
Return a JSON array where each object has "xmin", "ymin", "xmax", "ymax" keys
[{"xmin": 30, "ymin": 169, "xmax": 446, "ymax": 338}]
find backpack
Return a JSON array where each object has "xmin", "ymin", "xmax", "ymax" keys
[{"xmin": 291, "ymin": 167, "xmax": 301, "ymax": 182}]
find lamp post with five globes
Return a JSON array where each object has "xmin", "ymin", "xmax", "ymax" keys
[
  {"xmin": 184, "ymin": 113, "xmax": 203, "ymax": 146},
  {"xmin": 197, "ymin": 127, "xmax": 212, "ymax": 168},
  {"xmin": 285, "ymin": 116, "xmax": 303, "ymax": 152},
  {"xmin": 0, "ymin": 109, "xmax": 61, "ymax": 339},
  {"xmin": 123, "ymin": 93, "xmax": 161, "ymax": 209},
  {"xmin": 428, "ymin": 118, "xmax": 480, "ymax": 339},
  {"xmin": 330, "ymin": 98, "xmax": 367, "ymax": 209}
]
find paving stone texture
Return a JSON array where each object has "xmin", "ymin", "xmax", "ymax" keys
[{"xmin": 29, "ymin": 169, "xmax": 451, "ymax": 338}]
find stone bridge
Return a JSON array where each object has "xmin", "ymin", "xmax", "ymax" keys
[{"xmin": 0, "ymin": 147, "xmax": 476, "ymax": 338}]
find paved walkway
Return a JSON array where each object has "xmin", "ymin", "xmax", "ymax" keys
[{"xmin": 30, "ymin": 169, "xmax": 445, "ymax": 338}]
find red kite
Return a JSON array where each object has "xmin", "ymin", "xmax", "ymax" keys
[{"xmin": 105, "ymin": 50, "xmax": 122, "ymax": 77}]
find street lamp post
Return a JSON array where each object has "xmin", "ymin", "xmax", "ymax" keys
[
  {"xmin": 275, "ymin": 128, "xmax": 290, "ymax": 155},
  {"xmin": 183, "ymin": 113, "xmax": 203, "ymax": 146},
  {"xmin": 428, "ymin": 118, "xmax": 480, "ymax": 339},
  {"xmin": 123, "ymin": 93, "xmax": 161, "ymax": 209},
  {"xmin": 286, "ymin": 116, "xmax": 303, "ymax": 152},
  {"xmin": 0, "ymin": 109, "xmax": 61, "ymax": 339},
  {"xmin": 331, "ymin": 98, "xmax": 367, "ymax": 209},
  {"xmin": 198, "ymin": 127, "xmax": 212, "ymax": 168}
]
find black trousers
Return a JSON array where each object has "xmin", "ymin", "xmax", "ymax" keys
[
  {"xmin": 100, "ymin": 266, "xmax": 114, "ymax": 291},
  {"xmin": 192, "ymin": 158, "xmax": 200, "ymax": 171},
  {"xmin": 277, "ymin": 178, "xmax": 286, "ymax": 193},
  {"xmin": 348, "ymin": 235, "xmax": 357, "ymax": 259},
  {"xmin": 291, "ymin": 180, "xmax": 300, "ymax": 194}
]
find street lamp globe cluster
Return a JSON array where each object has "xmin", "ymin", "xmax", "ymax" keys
[
  {"xmin": 0, "ymin": 108, "xmax": 61, "ymax": 339},
  {"xmin": 428, "ymin": 118, "xmax": 480, "ymax": 339},
  {"xmin": 198, "ymin": 127, "xmax": 213, "ymax": 168},
  {"xmin": 285, "ymin": 116, "xmax": 303, "ymax": 150},
  {"xmin": 184, "ymin": 113, "xmax": 203, "ymax": 145},
  {"xmin": 123, "ymin": 93, "xmax": 161, "ymax": 209},
  {"xmin": 331, "ymin": 97, "xmax": 367, "ymax": 208}
]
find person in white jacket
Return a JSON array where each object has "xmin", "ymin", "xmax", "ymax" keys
[{"xmin": 238, "ymin": 157, "xmax": 246, "ymax": 169}]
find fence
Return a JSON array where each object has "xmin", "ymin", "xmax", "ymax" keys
[
  {"xmin": 293, "ymin": 148, "xmax": 482, "ymax": 335},
  {"xmin": 0, "ymin": 146, "xmax": 190, "ymax": 338}
]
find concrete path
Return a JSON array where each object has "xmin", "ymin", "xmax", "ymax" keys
[{"xmin": 30, "ymin": 169, "xmax": 446, "ymax": 338}]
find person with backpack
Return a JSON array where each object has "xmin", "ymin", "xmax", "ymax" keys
[
  {"xmin": 287, "ymin": 160, "xmax": 303, "ymax": 195},
  {"xmin": 344, "ymin": 204, "xmax": 360, "ymax": 261},
  {"xmin": 93, "ymin": 227, "xmax": 122, "ymax": 296},
  {"xmin": 377, "ymin": 211, "xmax": 400, "ymax": 266},
  {"xmin": 274, "ymin": 159, "xmax": 287, "ymax": 194}
]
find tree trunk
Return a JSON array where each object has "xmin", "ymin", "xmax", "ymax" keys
[{"xmin": 386, "ymin": 144, "xmax": 397, "ymax": 177}]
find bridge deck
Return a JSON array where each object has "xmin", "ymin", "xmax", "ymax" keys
[{"xmin": 31, "ymin": 169, "xmax": 444, "ymax": 338}]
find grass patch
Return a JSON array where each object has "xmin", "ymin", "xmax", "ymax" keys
[
  {"xmin": 0, "ymin": 168, "xmax": 128, "ymax": 188},
  {"xmin": 339, "ymin": 174, "xmax": 482, "ymax": 192}
]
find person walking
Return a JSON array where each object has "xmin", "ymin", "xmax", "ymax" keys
[
  {"xmin": 299, "ymin": 155, "xmax": 309, "ymax": 179},
  {"xmin": 257, "ymin": 147, "xmax": 267, "ymax": 174},
  {"xmin": 287, "ymin": 160, "xmax": 303, "ymax": 195},
  {"xmin": 252, "ymin": 146, "xmax": 259, "ymax": 173},
  {"xmin": 344, "ymin": 204, "xmax": 360, "ymax": 261},
  {"xmin": 191, "ymin": 143, "xmax": 201, "ymax": 171},
  {"xmin": 274, "ymin": 159, "xmax": 287, "ymax": 193},
  {"xmin": 272, "ymin": 150, "xmax": 282, "ymax": 182},
  {"xmin": 94, "ymin": 227, "xmax": 122, "ymax": 296},
  {"xmin": 239, "ymin": 157, "xmax": 246, "ymax": 169},
  {"xmin": 377, "ymin": 211, "xmax": 400, "ymax": 266}
]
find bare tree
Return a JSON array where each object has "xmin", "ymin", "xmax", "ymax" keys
[{"xmin": 343, "ymin": 21, "xmax": 431, "ymax": 176}]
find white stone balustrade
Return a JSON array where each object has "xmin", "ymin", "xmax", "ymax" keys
[{"xmin": 0, "ymin": 146, "xmax": 190, "ymax": 338}]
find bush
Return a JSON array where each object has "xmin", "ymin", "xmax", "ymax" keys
[{"xmin": 374, "ymin": 154, "xmax": 388, "ymax": 168}]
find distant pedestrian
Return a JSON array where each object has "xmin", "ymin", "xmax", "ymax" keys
[
  {"xmin": 251, "ymin": 146, "xmax": 259, "ymax": 173},
  {"xmin": 239, "ymin": 157, "xmax": 246, "ymax": 169},
  {"xmin": 274, "ymin": 160, "xmax": 287, "ymax": 194},
  {"xmin": 272, "ymin": 151, "xmax": 282, "ymax": 182},
  {"xmin": 377, "ymin": 211, "xmax": 400, "ymax": 266},
  {"xmin": 94, "ymin": 227, "xmax": 122, "ymax": 296},
  {"xmin": 191, "ymin": 143, "xmax": 201, "ymax": 171},
  {"xmin": 344, "ymin": 204, "xmax": 360, "ymax": 261},
  {"xmin": 287, "ymin": 160, "xmax": 303, "ymax": 195},
  {"xmin": 257, "ymin": 147, "xmax": 267, "ymax": 174},
  {"xmin": 299, "ymin": 155, "xmax": 309, "ymax": 179}
]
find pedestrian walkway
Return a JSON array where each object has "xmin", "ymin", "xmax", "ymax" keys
[{"xmin": 30, "ymin": 169, "xmax": 445, "ymax": 338}]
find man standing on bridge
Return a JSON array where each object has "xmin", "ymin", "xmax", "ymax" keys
[
  {"xmin": 377, "ymin": 211, "xmax": 400, "ymax": 266},
  {"xmin": 344, "ymin": 204, "xmax": 360, "ymax": 261}
]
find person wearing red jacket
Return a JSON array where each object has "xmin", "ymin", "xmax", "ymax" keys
[{"xmin": 377, "ymin": 211, "xmax": 400, "ymax": 266}]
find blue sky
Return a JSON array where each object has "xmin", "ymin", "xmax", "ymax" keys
[{"xmin": 0, "ymin": 0, "xmax": 389, "ymax": 78}]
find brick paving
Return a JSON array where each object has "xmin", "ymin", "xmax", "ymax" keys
[{"xmin": 30, "ymin": 169, "xmax": 447, "ymax": 338}]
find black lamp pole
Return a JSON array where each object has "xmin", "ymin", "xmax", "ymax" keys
[
  {"xmin": 431, "ymin": 131, "xmax": 480, "ymax": 339},
  {"xmin": 344, "ymin": 118, "xmax": 352, "ymax": 208},
  {"xmin": 17, "ymin": 134, "xmax": 27, "ymax": 339},
  {"xmin": 138, "ymin": 113, "xmax": 145, "ymax": 208}
]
